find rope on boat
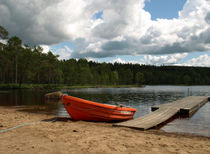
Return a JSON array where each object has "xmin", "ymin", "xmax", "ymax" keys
[{"xmin": 0, "ymin": 119, "xmax": 57, "ymax": 134}]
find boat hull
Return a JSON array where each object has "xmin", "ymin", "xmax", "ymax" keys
[{"xmin": 62, "ymin": 95, "xmax": 137, "ymax": 122}]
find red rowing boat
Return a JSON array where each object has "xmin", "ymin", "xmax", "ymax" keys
[{"xmin": 62, "ymin": 95, "xmax": 137, "ymax": 122}]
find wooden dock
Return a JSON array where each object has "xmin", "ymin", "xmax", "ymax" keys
[{"xmin": 114, "ymin": 96, "xmax": 209, "ymax": 130}]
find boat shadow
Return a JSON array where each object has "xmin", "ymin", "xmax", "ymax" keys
[
  {"xmin": 41, "ymin": 117, "xmax": 125, "ymax": 124},
  {"xmin": 41, "ymin": 117, "xmax": 76, "ymax": 122}
]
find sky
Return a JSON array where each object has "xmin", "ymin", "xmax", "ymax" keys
[{"xmin": 0, "ymin": 0, "xmax": 210, "ymax": 66}]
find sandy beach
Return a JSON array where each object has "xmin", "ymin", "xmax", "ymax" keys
[{"xmin": 0, "ymin": 106, "xmax": 210, "ymax": 154}]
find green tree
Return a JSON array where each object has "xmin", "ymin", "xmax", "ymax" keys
[
  {"xmin": 61, "ymin": 59, "xmax": 78, "ymax": 85},
  {"xmin": 0, "ymin": 25, "xmax": 9, "ymax": 82},
  {"xmin": 7, "ymin": 36, "xmax": 22, "ymax": 83},
  {"xmin": 78, "ymin": 59, "xmax": 92, "ymax": 84},
  {"xmin": 110, "ymin": 71, "xmax": 119, "ymax": 85},
  {"xmin": 18, "ymin": 45, "xmax": 33, "ymax": 87},
  {"xmin": 0, "ymin": 25, "xmax": 8, "ymax": 40},
  {"xmin": 135, "ymin": 72, "xmax": 144, "ymax": 85},
  {"xmin": 183, "ymin": 75, "xmax": 191, "ymax": 85}
]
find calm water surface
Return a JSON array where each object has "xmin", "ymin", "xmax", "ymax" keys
[{"xmin": 0, "ymin": 86, "xmax": 210, "ymax": 137}]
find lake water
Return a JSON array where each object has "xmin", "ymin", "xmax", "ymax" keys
[{"xmin": 0, "ymin": 86, "xmax": 210, "ymax": 137}]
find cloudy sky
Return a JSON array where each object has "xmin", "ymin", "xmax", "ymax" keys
[{"xmin": 1, "ymin": 0, "xmax": 210, "ymax": 66}]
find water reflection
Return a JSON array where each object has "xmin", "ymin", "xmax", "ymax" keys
[
  {"xmin": 0, "ymin": 89, "xmax": 48, "ymax": 106},
  {"xmin": 0, "ymin": 89, "xmax": 60, "ymax": 115},
  {"xmin": 162, "ymin": 102, "xmax": 210, "ymax": 137}
]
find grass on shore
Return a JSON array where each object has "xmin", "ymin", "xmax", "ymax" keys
[{"xmin": 0, "ymin": 83, "xmax": 142, "ymax": 90}]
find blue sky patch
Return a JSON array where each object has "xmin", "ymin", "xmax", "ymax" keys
[
  {"xmin": 92, "ymin": 11, "xmax": 103, "ymax": 20},
  {"xmin": 50, "ymin": 41, "xmax": 75, "ymax": 51},
  {"xmin": 144, "ymin": 0, "xmax": 186, "ymax": 20}
]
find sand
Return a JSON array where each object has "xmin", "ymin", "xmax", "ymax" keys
[{"xmin": 0, "ymin": 106, "xmax": 210, "ymax": 154}]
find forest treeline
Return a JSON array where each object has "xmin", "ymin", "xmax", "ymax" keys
[{"xmin": 1, "ymin": 25, "xmax": 210, "ymax": 88}]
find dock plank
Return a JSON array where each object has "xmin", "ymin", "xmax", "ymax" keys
[
  {"xmin": 114, "ymin": 96, "xmax": 209, "ymax": 130},
  {"xmin": 152, "ymin": 96, "xmax": 208, "ymax": 111},
  {"xmin": 116, "ymin": 107, "xmax": 179, "ymax": 130}
]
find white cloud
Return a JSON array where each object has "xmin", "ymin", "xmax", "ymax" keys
[
  {"xmin": 109, "ymin": 53, "xmax": 210, "ymax": 67},
  {"xmin": 184, "ymin": 54, "xmax": 210, "ymax": 67},
  {"xmin": 108, "ymin": 53, "xmax": 188, "ymax": 65},
  {"xmin": 40, "ymin": 44, "xmax": 72, "ymax": 59},
  {"xmin": 110, "ymin": 58, "xmax": 127, "ymax": 64},
  {"xmin": 0, "ymin": 0, "xmax": 93, "ymax": 45},
  {"xmin": 140, "ymin": 53, "xmax": 188, "ymax": 65},
  {"xmin": 0, "ymin": 39, "xmax": 7, "ymax": 44},
  {"xmin": 40, "ymin": 45, "xmax": 50, "ymax": 53},
  {"xmin": 71, "ymin": 0, "xmax": 210, "ymax": 58},
  {"xmin": 0, "ymin": 0, "xmax": 210, "ymax": 59},
  {"xmin": 55, "ymin": 45, "xmax": 73, "ymax": 60}
]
